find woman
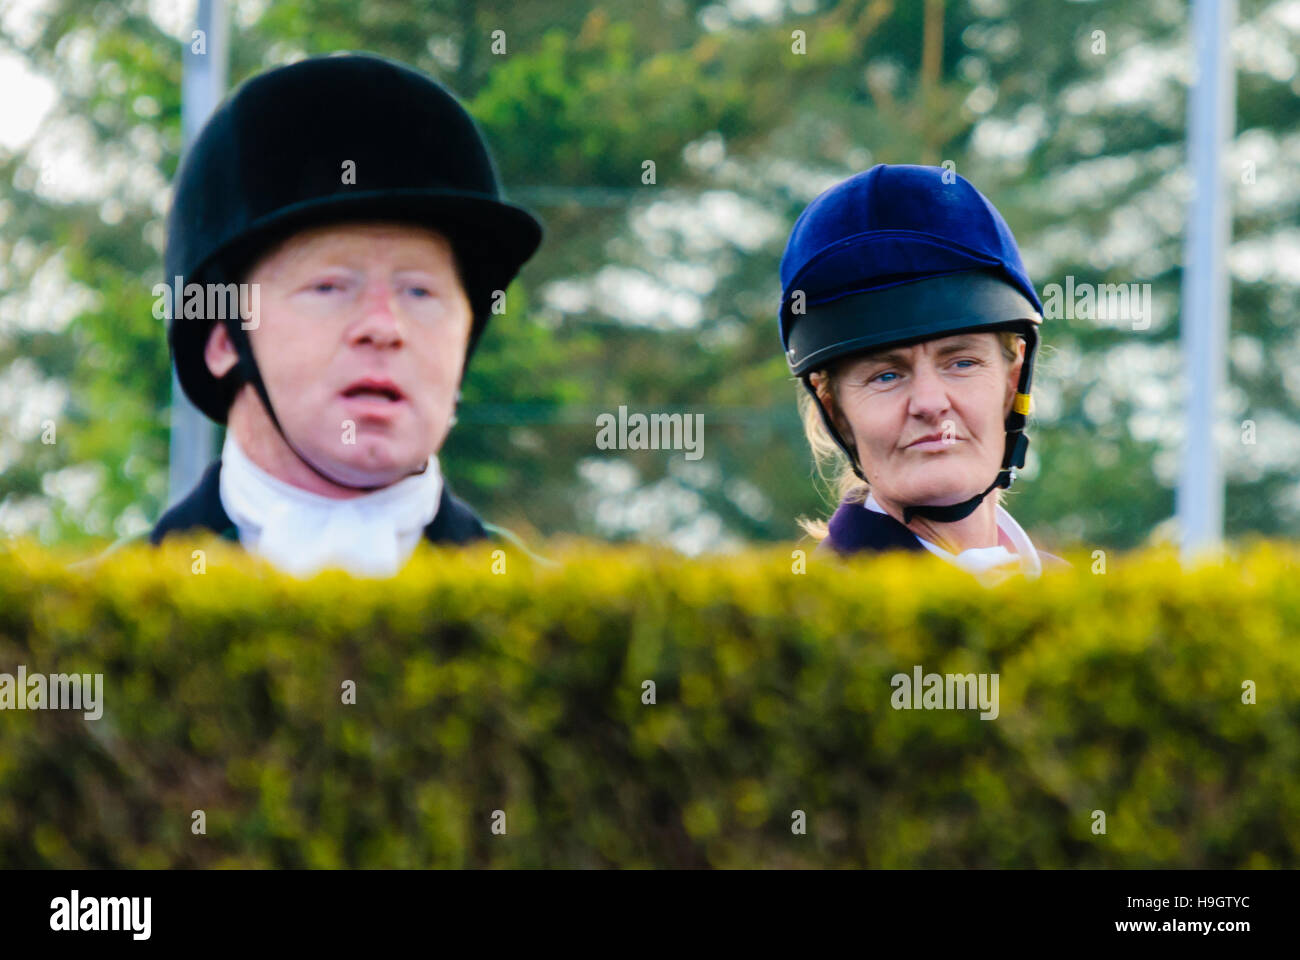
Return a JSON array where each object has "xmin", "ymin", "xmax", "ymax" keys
[{"xmin": 779, "ymin": 164, "xmax": 1068, "ymax": 580}]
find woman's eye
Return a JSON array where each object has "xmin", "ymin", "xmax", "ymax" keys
[
  {"xmin": 952, "ymin": 359, "xmax": 977, "ymax": 369},
  {"xmin": 311, "ymin": 281, "xmax": 342, "ymax": 293},
  {"xmin": 871, "ymin": 371, "xmax": 898, "ymax": 384},
  {"xmin": 407, "ymin": 286, "xmax": 433, "ymax": 298}
]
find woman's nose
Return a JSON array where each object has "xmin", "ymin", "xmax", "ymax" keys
[{"xmin": 906, "ymin": 361, "xmax": 950, "ymax": 414}]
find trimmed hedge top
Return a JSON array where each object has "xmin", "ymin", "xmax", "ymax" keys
[{"xmin": 0, "ymin": 536, "xmax": 1297, "ymax": 868}]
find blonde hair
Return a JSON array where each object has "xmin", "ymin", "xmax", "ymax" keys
[{"xmin": 797, "ymin": 329, "xmax": 1026, "ymax": 539}]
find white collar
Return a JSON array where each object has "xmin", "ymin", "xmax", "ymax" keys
[
  {"xmin": 863, "ymin": 491, "xmax": 1042, "ymax": 582},
  {"xmin": 218, "ymin": 432, "xmax": 442, "ymax": 578}
]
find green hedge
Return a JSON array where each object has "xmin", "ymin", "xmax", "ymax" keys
[{"xmin": 0, "ymin": 537, "xmax": 1297, "ymax": 867}]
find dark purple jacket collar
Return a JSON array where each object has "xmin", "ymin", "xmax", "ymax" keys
[
  {"xmin": 823, "ymin": 498, "xmax": 926, "ymax": 556},
  {"xmin": 822, "ymin": 496, "xmax": 1072, "ymax": 570}
]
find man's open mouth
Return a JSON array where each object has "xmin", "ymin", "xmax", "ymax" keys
[{"xmin": 341, "ymin": 379, "xmax": 405, "ymax": 402}]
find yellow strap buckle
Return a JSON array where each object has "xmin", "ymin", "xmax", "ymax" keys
[{"xmin": 1013, "ymin": 392, "xmax": 1032, "ymax": 415}]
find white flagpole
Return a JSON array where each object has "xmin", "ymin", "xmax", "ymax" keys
[{"xmin": 1177, "ymin": 0, "xmax": 1235, "ymax": 561}]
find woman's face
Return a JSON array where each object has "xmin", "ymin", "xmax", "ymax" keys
[{"xmin": 818, "ymin": 332, "xmax": 1024, "ymax": 508}]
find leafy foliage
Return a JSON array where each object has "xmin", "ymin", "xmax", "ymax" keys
[
  {"xmin": 0, "ymin": 538, "xmax": 1297, "ymax": 867},
  {"xmin": 1, "ymin": 0, "xmax": 1297, "ymax": 551}
]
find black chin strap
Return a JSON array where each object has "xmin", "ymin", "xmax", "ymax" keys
[
  {"xmin": 222, "ymin": 316, "xmax": 431, "ymax": 493},
  {"xmin": 804, "ymin": 325, "xmax": 1038, "ymax": 527}
]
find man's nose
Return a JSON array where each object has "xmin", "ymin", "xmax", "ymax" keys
[{"xmin": 350, "ymin": 282, "xmax": 405, "ymax": 347}]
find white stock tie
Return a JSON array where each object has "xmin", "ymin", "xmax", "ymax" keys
[{"xmin": 218, "ymin": 433, "xmax": 441, "ymax": 579}]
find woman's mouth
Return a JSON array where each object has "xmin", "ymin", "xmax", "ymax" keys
[{"xmin": 906, "ymin": 434, "xmax": 960, "ymax": 451}]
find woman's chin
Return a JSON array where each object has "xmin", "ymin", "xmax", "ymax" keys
[{"xmin": 889, "ymin": 467, "xmax": 988, "ymax": 506}]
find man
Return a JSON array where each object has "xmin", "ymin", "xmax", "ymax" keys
[{"xmin": 149, "ymin": 52, "xmax": 542, "ymax": 577}]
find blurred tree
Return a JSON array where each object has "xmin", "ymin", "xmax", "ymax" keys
[{"xmin": 1, "ymin": 0, "xmax": 1296, "ymax": 552}]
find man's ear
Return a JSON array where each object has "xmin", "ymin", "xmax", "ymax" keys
[{"xmin": 204, "ymin": 321, "xmax": 239, "ymax": 379}]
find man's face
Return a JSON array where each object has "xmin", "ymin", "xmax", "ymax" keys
[
  {"xmin": 207, "ymin": 221, "xmax": 472, "ymax": 489},
  {"xmin": 822, "ymin": 332, "xmax": 1023, "ymax": 508}
]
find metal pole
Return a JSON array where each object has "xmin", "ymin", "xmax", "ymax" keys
[
  {"xmin": 1177, "ymin": 0, "xmax": 1235, "ymax": 561},
  {"xmin": 167, "ymin": 0, "xmax": 228, "ymax": 507}
]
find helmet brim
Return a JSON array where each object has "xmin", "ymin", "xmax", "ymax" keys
[{"xmin": 784, "ymin": 269, "xmax": 1041, "ymax": 377}]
